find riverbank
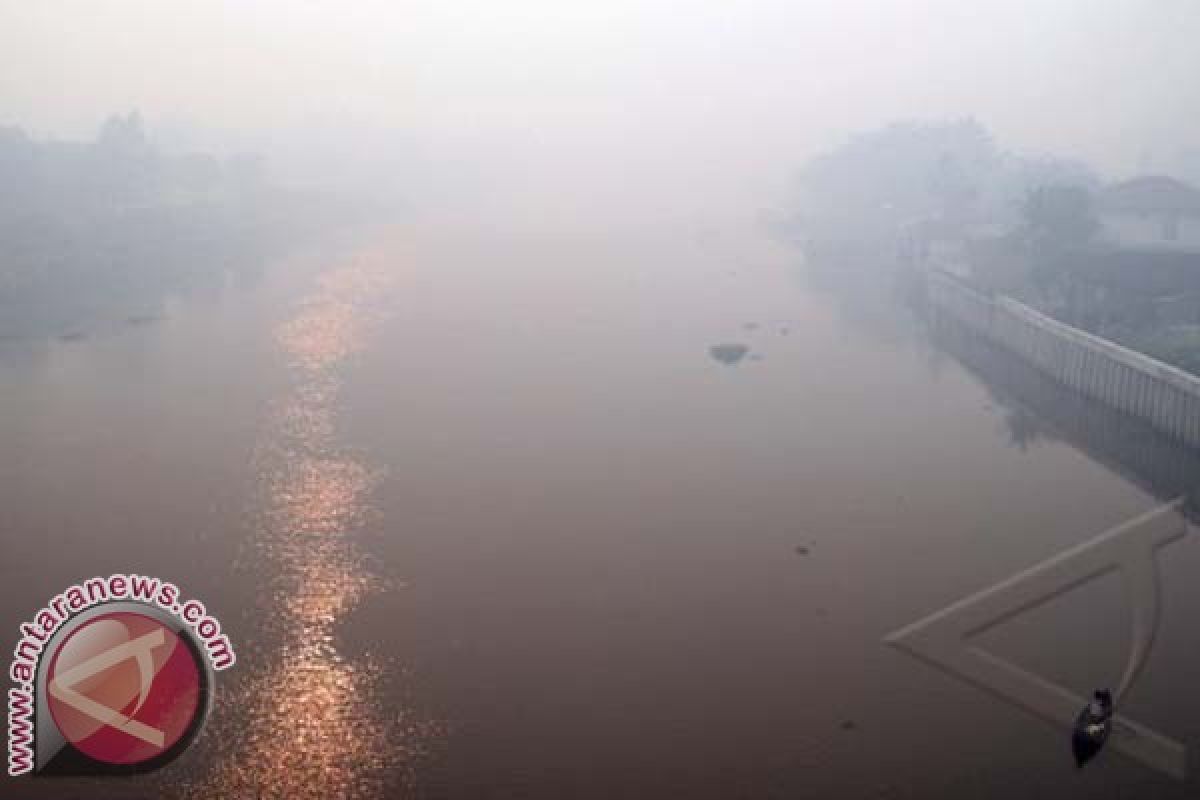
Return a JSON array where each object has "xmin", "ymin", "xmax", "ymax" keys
[{"xmin": 925, "ymin": 268, "xmax": 1200, "ymax": 450}]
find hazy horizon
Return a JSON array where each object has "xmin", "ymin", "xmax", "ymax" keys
[
  {"xmin": 6, "ymin": 5, "xmax": 1200, "ymax": 798},
  {"xmin": 4, "ymin": 0, "xmax": 1199, "ymax": 199}
]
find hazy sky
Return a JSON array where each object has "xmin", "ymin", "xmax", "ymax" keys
[{"xmin": 3, "ymin": 1, "xmax": 1199, "ymax": 191}]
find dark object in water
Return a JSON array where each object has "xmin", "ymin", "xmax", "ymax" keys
[
  {"xmin": 709, "ymin": 343, "xmax": 750, "ymax": 366},
  {"xmin": 795, "ymin": 545, "xmax": 810, "ymax": 556},
  {"xmin": 126, "ymin": 314, "xmax": 163, "ymax": 326},
  {"xmin": 58, "ymin": 331, "xmax": 87, "ymax": 342},
  {"xmin": 1072, "ymin": 689, "xmax": 1113, "ymax": 768}
]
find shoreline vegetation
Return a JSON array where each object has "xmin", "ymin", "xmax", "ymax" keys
[
  {"xmin": 789, "ymin": 119, "xmax": 1200, "ymax": 379},
  {"xmin": 0, "ymin": 113, "xmax": 379, "ymax": 341}
]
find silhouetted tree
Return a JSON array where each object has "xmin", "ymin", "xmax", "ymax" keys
[
  {"xmin": 1021, "ymin": 185, "xmax": 1099, "ymax": 311},
  {"xmin": 1021, "ymin": 185, "xmax": 1099, "ymax": 251},
  {"xmin": 794, "ymin": 119, "xmax": 999, "ymax": 245}
]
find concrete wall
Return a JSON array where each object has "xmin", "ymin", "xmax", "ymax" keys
[{"xmin": 927, "ymin": 269, "xmax": 1200, "ymax": 449}]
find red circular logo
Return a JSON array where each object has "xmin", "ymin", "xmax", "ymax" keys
[{"xmin": 46, "ymin": 611, "xmax": 204, "ymax": 766}]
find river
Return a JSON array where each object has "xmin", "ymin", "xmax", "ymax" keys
[{"xmin": 2, "ymin": 209, "xmax": 1199, "ymax": 798}]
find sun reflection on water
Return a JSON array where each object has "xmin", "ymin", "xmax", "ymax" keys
[{"xmin": 179, "ymin": 250, "xmax": 435, "ymax": 798}]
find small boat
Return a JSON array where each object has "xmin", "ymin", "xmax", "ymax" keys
[{"xmin": 1072, "ymin": 689, "xmax": 1113, "ymax": 768}]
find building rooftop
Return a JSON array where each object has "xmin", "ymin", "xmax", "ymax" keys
[{"xmin": 1100, "ymin": 176, "xmax": 1200, "ymax": 216}]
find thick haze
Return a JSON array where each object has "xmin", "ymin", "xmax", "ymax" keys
[
  {"xmin": 8, "ymin": 4, "xmax": 1200, "ymax": 799},
  {"xmin": 3, "ymin": 1, "xmax": 1200, "ymax": 206}
]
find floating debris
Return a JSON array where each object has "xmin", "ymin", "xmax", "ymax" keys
[
  {"xmin": 708, "ymin": 343, "xmax": 750, "ymax": 366},
  {"xmin": 58, "ymin": 331, "xmax": 87, "ymax": 342},
  {"xmin": 840, "ymin": 720, "xmax": 857, "ymax": 732},
  {"xmin": 795, "ymin": 545, "xmax": 810, "ymax": 556},
  {"xmin": 126, "ymin": 314, "xmax": 164, "ymax": 326}
]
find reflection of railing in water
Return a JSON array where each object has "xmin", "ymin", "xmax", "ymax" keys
[
  {"xmin": 929, "ymin": 295, "xmax": 1200, "ymax": 520},
  {"xmin": 928, "ymin": 269, "xmax": 1200, "ymax": 448}
]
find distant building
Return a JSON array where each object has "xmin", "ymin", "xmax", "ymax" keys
[
  {"xmin": 1098, "ymin": 176, "xmax": 1200, "ymax": 251},
  {"xmin": 1046, "ymin": 178, "xmax": 1200, "ymax": 338},
  {"xmin": 899, "ymin": 217, "xmax": 1010, "ymax": 279}
]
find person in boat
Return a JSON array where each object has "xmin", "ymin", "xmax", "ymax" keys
[
  {"xmin": 1072, "ymin": 689, "xmax": 1114, "ymax": 767},
  {"xmin": 1085, "ymin": 691, "xmax": 1113, "ymax": 726}
]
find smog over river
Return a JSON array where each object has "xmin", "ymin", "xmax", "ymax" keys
[{"xmin": 4, "ymin": 3, "xmax": 1200, "ymax": 798}]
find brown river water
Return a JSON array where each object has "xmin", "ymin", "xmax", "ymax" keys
[{"xmin": 2, "ymin": 210, "xmax": 1200, "ymax": 798}]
